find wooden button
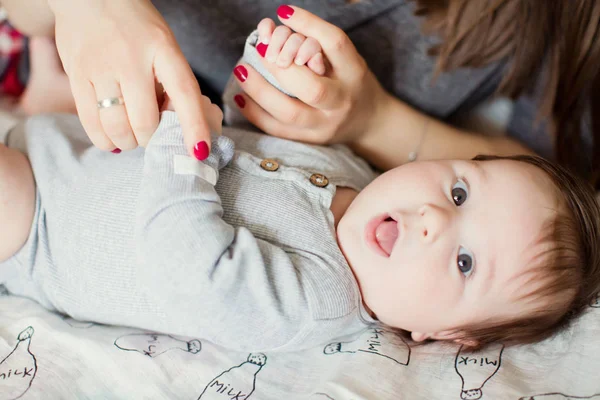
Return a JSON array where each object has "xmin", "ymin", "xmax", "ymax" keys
[
  {"xmin": 260, "ymin": 159, "xmax": 279, "ymax": 172},
  {"xmin": 310, "ymin": 173, "xmax": 329, "ymax": 188}
]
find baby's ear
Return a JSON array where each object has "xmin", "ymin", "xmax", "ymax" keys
[
  {"xmin": 430, "ymin": 330, "xmax": 479, "ymax": 348},
  {"xmin": 453, "ymin": 338, "xmax": 479, "ymax": 348},
  {"xmin": 428, "ymin": 330, "xmax": 458, "ymax": 341},
  {"xmin": 410, "ymin": 332, "xmax": 430, "ymax": 342}
]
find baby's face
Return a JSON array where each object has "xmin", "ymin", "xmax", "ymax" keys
[{"xmin": 337, "ymin": 159, "xmax": 559, "ymax": 339}]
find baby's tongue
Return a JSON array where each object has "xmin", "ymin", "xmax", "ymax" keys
[{"xmin": 375, "ymin": 220, "xmax": 398, "ymax": 256}]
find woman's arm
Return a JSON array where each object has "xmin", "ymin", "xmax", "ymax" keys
[
  {"xmin": 233, "ymin": 6, "xmax": 534, "ymax": 171},
  {"xmin": 352, "ymin": 93, "xmax": 533, "ymax": 171}
]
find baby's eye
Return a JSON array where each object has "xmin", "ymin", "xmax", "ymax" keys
[
  {"xmin": 451, "ymin": 179, "xmax": 469, "ymax": 206},
  {"xmin": 457, "ymin": 246, "xmax": 475, "ymax": 277}
]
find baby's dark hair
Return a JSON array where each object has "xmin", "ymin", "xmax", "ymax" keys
[{"xmin": 445, "ymin": 154, "xmax": 600, "ymax": 350}]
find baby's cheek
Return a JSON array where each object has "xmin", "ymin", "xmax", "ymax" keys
[
  {"xmin": 357, "ymin": 268, "xmax": 394, "ymax": 308},
  {"xmin": 400, "ymin": 259, "xmax": 458, "ymax": 305}
]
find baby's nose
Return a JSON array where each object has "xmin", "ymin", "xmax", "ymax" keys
[{"xmin": 419, "ymin": 204, "xmax": 451, "ymax": 242}]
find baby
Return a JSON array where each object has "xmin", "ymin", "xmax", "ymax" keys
[{"xmin": 0, "ymin": 20, "xmax": 599, "ymax": 353}]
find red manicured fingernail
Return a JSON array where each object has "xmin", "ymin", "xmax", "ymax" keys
[
  {"xmin": 111, "ymin": 148, "xmax": 122, "ymax": 154},
  {"xmin": 277, "ymin": 5, "xmax": 294, "ymax": 19},
  {"xmin": 256, "ymin": 42, "xmax": 268, "ymax": 58},
  {"xmin": 234, "ymin": 94, "xmax": 246, "ymax": 108},
  {"xmin": 194, "ymin": 141, "xmax": 210, "ymax": 161},
  {"xmin": 234, "ymin": 65, "xmax": 248, "ymax": 83}
]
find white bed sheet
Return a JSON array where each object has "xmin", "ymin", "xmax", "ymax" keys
[{"xmin": 0, "ymin": 291, "xmax": 598, "ymax": 400}]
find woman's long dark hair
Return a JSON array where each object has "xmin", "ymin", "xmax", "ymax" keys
[{"xmin": 413, "ymin": 0, "xmax": 600, "ymax": 185}]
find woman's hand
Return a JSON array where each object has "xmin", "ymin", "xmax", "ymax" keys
[
  {"xmin": 232, "ymin": 6, "xmax": 533, "ymax": 170},
  {"xmin": 231, "ymin": 5, "xmax": 390, "ymax": 146},
  {"xmin": 161, "ymin": 94, "xmax": 223, "ymax": 136},
  {"xmin": 48, "ymin": 0, "xmax": 213, "ymax": 159}
]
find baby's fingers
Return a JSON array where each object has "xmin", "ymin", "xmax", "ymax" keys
[
  {"xmin": 257, "ymin": 18, "xmax": 276, "ymax": 44},
  {"xmin": 294, "ymin": 37, "xmax": 325, "ymax": 75},
  {"xmin": 276, "ymin": 5, "xmax": 363, "ymax": 77},
  {"xmin": 307, "ymin": 53, "xmax": 326, "ymax": 76},
  {"xmin": 265, "ymin": 25, "xmax": 293, "ymax": 63},
  {"xmin": 277, "ymin": 33, "xmax": 306, "ymax": 68}
]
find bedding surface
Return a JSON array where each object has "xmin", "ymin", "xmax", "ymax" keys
[{"xmin": 0, "ymin": 291, "xmax": 598, "ymax": 399}]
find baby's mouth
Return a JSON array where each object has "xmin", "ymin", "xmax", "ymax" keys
[
  {"xmin": 365, "ymin": 213, "xmax": 400, "ymax": 258},
  {"xmin": 375, "ymin": 216, "xmax": 399, "ymax": 257}
]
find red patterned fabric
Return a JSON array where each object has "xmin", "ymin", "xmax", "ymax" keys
[{"xmin": 0, "ymin": 21, "xmax": 26, "ymax": 96}]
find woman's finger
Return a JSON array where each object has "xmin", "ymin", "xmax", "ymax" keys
[
  {"xmin": 276, "ymin": 5, "xmax": 363, "ymax": 76},
  {"xmin": 160, "ymin": 92, "xmax": 175, "ymax": 112},
  {"xmin": 155, "ymin": 43, "xmax": 212, "ymax": 160},
  {"xmin": 233, "ymin": 93, "xmax": 316, "ymax": 142},
  {"xmin": 233, "ymin": 63, "xmax": 317, "ymax": 127},
  {"xmin": 265, "ymin": 25, "xmax": 292, "ymax": 63},
  {"xmin": 257, "ymin": 18, "xmax": 276, "ymax": 44},
  {"xmin": 206, "ymin": 101, "xmax": 224, "ymax": 135},
  {"xmin": 277, "ymin": 33, "xmax": 306, "ymax": 69},
  {"xmin": 120, "ymin": 67, "xmax": 160, "ymax": 148},
  {"xmin": 70, "ymin": 77, "xmax": 116, "ymax": 151},
  {"xmin": 93, "ymin": 79, "xmax": 138, "ymax": 151}
]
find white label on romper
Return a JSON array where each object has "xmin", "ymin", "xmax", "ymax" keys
[{"xmin": 174, "ymin": 155, "xmax": 217, "ymax": 185}]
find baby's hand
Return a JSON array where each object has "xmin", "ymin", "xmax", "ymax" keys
[{"xmin": 257, "ymin": 18, "xmax": 326, "ymax": 76}]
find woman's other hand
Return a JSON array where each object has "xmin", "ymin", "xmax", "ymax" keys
[
  {"xmin": 48, "ymin": 0, "xmax": 213, "ymax": 159},
  {"xmin": 231, "ymin": 5, "xmax": 390, "ymax": 147}
]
